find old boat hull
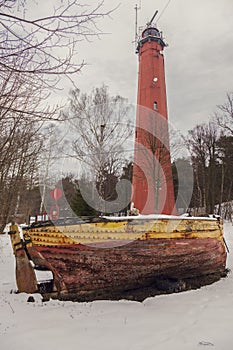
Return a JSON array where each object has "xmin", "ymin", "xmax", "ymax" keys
[{"xmin": 12, "ymin": 216, "xmax": 227, "ymax": 301}]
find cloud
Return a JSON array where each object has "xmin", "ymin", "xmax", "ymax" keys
[{"xmin": 31, "ymin": 0, "xmax": 233, "ymax": 134}]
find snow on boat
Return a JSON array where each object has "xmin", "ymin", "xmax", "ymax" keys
[{"xmin": 8, "ymin": 215, "xmax": 227, "ymax": 301}]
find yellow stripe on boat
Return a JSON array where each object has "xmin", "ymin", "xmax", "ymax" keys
[{"xmin": 23, "ymin": 218, "xmax": 223, "ymax": 247}]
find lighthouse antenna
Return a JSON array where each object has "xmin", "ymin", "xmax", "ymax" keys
[
  {"xmin": 148, "ymin": 10, "xmax": 158, "ymax": 26},
  {"xmin": 133, "ymin": 2, "xmax": 141, "ymax": 46}
]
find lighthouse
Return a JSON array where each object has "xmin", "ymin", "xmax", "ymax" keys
[{"xmin": 132, "ymin": 11, "xmax": 176, "ymax": 215}]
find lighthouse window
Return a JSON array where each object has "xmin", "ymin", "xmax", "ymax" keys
[
  {"xmin": 142, "ymin": 28, "xmax": 159, "ymax": 38},
  {"xmin": 154, "ymin": 101, "xmax": 158, "ymax": 110}
]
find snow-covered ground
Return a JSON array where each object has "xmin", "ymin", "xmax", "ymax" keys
[{"xmin": 0, "ymin": 222, "xmax": 233, "ymax": 350}]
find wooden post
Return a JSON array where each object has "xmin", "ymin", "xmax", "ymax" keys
[{"xmin": 9, "ymin": 223, "xmax": 38, "ymax": 293}]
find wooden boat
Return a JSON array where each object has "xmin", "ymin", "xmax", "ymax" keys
[{"xmin": 9, "ymin": 215, "xmax": 227, "ymax": 301}]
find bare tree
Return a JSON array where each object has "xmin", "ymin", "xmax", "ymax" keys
[
  {"xmin": 0, "ymin": 1, "xmax": 115, "ymax": 227},
  {"xmin": 65, "ymin": 84, "xmax": 133, "ymax": 210},
  {"xmin": 216, "ymin": 135, "xmax": 233, "ymax": 217},
  {"xmin": 37, "ymin": 122, "xmax": 68, "ymax": 213},
  {"xmin": 210, "ymin": 92, "xmax": 233, "ymax": 216},
  {"xmin": 0, "ymin": 0, "xmax": 114, "ymax": 117},
  {"xmin": 0, "ymin": 1, "xmax": 113, "ymax": 77},
  {"xmin": 0, "ymin": 119, "xmax": 42, "ymax": 230},
  {"xmin": 186, "ymin": 121, "xmax": 220, "ymax": 214}
]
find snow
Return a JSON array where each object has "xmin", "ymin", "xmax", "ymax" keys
[
  {"xmin": 0, "ymin": 222, "xmax": 233, "ymax": 350},
  {"xmin": 103, "ymin": 214, "xmax": 218, "ymax": 221}
]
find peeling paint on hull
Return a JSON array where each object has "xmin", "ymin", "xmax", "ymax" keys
[{"xmin": 27, "ymin": 236, "xmax": 227, "ymax": 301}]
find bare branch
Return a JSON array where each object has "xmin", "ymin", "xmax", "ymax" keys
[{"xmin": 215, "ymin": 92, "xmax": 233, "ymax": 135}]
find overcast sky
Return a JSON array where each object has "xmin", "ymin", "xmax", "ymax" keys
[{"xmin": 62, "ymin": 0, "xmax": 233, "ymax": 134}]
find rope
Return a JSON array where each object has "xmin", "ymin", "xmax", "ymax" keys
[{"xmin": 157, "ymin": 0, "xmax": 172, "ymax": 22}]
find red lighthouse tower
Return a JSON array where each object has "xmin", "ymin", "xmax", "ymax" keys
[{"xmin": 132, "ymin": 11, "xmax": 176, "ymax": 215}]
